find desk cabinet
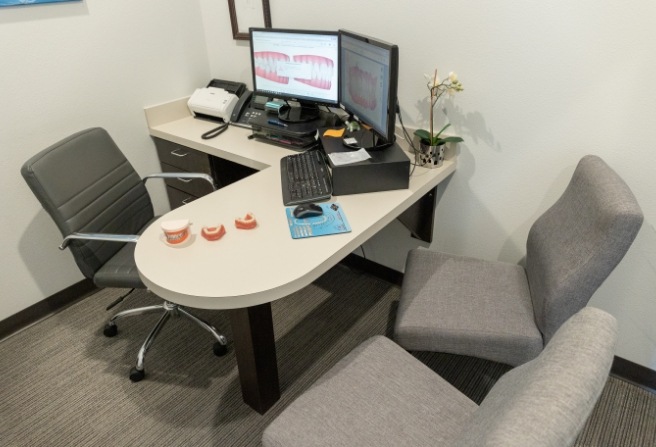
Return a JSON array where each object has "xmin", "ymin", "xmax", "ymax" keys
[{"xmin": 153, "ymin": 137, "xmax": 256, "ymax": 209}]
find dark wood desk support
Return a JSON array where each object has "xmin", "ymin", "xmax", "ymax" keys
[{"xmin": 229, "ymin": 303, "xmax": 280, "ymax": 414}]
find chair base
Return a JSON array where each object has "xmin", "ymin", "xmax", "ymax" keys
[{"xmin": 103, "ymin": 301, "xmax": 228, "ymax": 381}]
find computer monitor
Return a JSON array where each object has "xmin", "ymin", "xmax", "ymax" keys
[
  {"xmin": 250, "ymin": 28, "xmax": 339, "ymax": 123},
  {"xmin": 338, "ymin": 30, "xmax": 399, "ymax": 150}
]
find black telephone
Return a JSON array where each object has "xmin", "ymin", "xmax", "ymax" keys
[{"xmin": 204, "ymin": 79, "xmax": 268, "ymax": 128}]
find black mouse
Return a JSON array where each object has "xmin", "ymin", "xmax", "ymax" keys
[{"xmin": 293, "ymin": 203, "xmax": 324, "ymax": 219}]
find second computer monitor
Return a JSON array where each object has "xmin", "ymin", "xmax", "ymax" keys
[
  {"xmin": 339, "ymin": 30, "xmax": 399, "ymax": 150},
  {"xmin": 250, "ymin": 28, "xmax": 339, "ymax": 122}
]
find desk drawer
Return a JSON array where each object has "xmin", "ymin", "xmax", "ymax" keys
[
  {"xmin": 166, "ymin": 186, "xmax": 198, "ymax": 209},
  {"xmin": 154, "ymin": 138, "xmax": 212, "ymax": 174},
  {"xmin": 160, "ymin": 163, "xmax": 215, "ymax": 197}
]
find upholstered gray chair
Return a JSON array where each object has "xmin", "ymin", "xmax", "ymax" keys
[
  {"xmin": 263, "ymin": 307, "xmax": 617, "ymax": 447},
  {"xmin": 21, "ymin": 127, "xmax": 228, "ymax": 382},
  {"xmin": 394, "ymin": 155, "xmax": 642, "ymax": 366}
]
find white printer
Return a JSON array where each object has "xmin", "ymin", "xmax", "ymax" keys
[{"xmin": 187, "ymin": 87, "xmax": 238, "ymax": 122}]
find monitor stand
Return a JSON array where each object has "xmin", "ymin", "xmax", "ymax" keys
[
  {"xmin": 278, "ymin": 104, "xmax": 320, "ymax": 123},
  {"xmin": 342, "ymin": 128, "xmax": 393, "ymax": 151}
]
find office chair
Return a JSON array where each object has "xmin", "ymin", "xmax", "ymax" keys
[
  {"xmin": 263, "ymin": 307, "xmax": 617, "ymax": 447},
  {"xmin": 21, "ymin": 127, "xmax": 228, "ymax": 382},
  {"xmin": 394, "ymin": 155, "xmax": 643, "ymax": 367}
]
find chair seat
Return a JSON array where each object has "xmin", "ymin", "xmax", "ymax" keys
[
  {"xmin": 394, "ymin": 249, "xmax": 543, "ymax": 366},
  {"xmin": 94, "ymin": 217, "xmax": 158, "ymax": 289},
  {"xmin": 94, "ymin": 241, "xmax": 144, "ymax": 288},
  {"xmin": 262, "ymin": 335, "xmax": 477, "ymax": 447}
]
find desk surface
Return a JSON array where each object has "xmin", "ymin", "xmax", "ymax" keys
[
  {"xmin": 138, "ymin": 97, "xmax": 456, "ymax": 413},
  {"xmin": 136, "ymin": 97, "xmax": 456, "ymax": 311}
]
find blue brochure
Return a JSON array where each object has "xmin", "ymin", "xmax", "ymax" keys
[{"xmin": 286, "ymin": 203, "xmax": 352, "ymax": 239}]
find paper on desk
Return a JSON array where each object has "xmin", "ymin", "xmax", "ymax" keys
[{"xmin": 328, "ymin": 148, "xmax": 371, "ymax": 166}]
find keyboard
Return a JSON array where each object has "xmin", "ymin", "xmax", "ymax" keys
[{"xmin": 280, "ymin": 150, "xmax": 332, "ymax": 206}]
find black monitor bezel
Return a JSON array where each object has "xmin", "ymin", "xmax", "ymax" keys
[
  {"xmin": 338, "ymin": 29, "xmax": 399, "ymax": 147},
  {"xmin": 249, "ymin": 27, "xmax": 340, "ymax": 109}
]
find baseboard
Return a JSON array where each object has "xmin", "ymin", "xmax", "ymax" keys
[
  {"xmin": 611, "ymin": 356, "xmax": 656, "ymax": 394},
  {"xmin": 340, "ymin": 253, "xmax": 404, "ymax": 286},
  {"xmin": 0, "ymin": 279, "xmax": 97, "ymax": 341}
]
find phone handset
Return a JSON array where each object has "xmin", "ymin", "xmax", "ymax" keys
[{"xmin": 231, "ymin": 90, "xmax": 253, "ymax": 123}]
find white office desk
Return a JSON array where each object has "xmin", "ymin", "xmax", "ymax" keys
[{"xmin": 138, "ymin": 98, "xmax": 456, "ymax": 413}]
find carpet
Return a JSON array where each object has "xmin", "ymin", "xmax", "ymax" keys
[{"xmin": 1, "ymin": 264, "xmax": 654, "ymax": 446}]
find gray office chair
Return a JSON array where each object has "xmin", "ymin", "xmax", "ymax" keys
[
  {"xmin": 263, "ymin": 307, "xmax": 617, "ymax": 447},
  {"xmin": 394, "ymin": 155, "xmax": 643, "ymax": 367},
  {"xmin": 21, "ymin": 127, "xmax": 228, "ymax": 382}
]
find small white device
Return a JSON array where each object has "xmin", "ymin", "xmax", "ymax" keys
[{"xmin": 187, "ymin": 87, "xmax": 238, "ymax": 122}]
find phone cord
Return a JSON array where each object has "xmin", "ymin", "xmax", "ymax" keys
[{"xmin": 201, "ymin": 122, "xmax": 229, "ymax": 139}]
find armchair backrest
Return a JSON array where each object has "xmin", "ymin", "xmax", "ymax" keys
[
  {"xmin": 456, "ymin": 307, "xmax": 617, "ymax": 447},
  {"xmin": 21, "ymin": 127, "xmax": 154, "ymax": 279},
  {"xmin": 525, "ymin": 155, "xmax": 642, "ymax": 343}
]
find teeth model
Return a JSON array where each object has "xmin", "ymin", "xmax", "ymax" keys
[
  {"xmin": 253, "ymin": 51, "xmax": 290, "ymax": 84},
  {"xmin": 348, "ymin": 65, "xmax": 378, "ymax": 110},
  {"xmin": 292, "ymin": 55, "xmax": 335, "ymax": 90}
]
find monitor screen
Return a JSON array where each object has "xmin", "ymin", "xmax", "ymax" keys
[
  {"xmin": 250, "ymin": 28, "xmax": 339, "ymax": 121},
  {"xmin": 339, "ymin": 30, "xmax": 399, "ymax": 148}
]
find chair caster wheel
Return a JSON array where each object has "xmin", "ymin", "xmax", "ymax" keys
[
  {"xmin": 129, "ymin": 367, "xmax": 145, "ymax": 382},
  {"xmin": 213, "ymin": 342, "xmax": 228, "ymax": 357},
  {"xmin": 103, "ymin": 323, "xmax": 118, "ymax": 337}
]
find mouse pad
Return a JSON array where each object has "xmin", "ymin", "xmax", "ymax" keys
[{"xmin": 286, "ymin": 202, "xmax": 352, "ymax": 239}]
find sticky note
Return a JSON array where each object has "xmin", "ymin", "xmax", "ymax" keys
[{"xmin": 323, "ymin": 128, "xmax": 345, "ymax": 138}]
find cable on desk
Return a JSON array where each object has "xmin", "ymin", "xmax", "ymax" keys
[
  {"xmin": 396, "ymin": 107, "xmax": 420, "ymax": 177},
  {"xmin": 201, "ymin": 122, "xmax": 229, "ymax": 139}
]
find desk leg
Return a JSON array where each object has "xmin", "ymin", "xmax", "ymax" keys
[{"xmin": 229, "ymin": 303, "xmax": 280, "ymax": 414}]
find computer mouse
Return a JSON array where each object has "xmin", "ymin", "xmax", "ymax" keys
[{"xmin": 293, "ymin": 203, "xmax": 324, "ymax": 219}]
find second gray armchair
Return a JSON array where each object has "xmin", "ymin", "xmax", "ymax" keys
[
  {"xmin": 394, "ymin": 155, "xmax": 643, "ymax": 366},
  {"xmin": 263, "ymin": 307, "xmax": 617, "ymax": 447}
]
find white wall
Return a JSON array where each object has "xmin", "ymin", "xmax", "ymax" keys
[
  {"xmin": 1, "ymin": 1, "xmax": 210, "ymax": 319},
  {"xmin": 3, "ymin": 1, "xmax": 654, "ymax": 371},
  {"xmin": 200, "ymin": 0, "xmax": 656, "ymax": 369}
]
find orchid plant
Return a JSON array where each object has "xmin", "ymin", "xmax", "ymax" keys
[{"xmin": 414, "ymin": 70, "xmax": 464, "ymax": 146}]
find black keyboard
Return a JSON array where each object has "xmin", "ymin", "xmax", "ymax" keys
[{"xmin": 280, "ymin": 150, "xmax": 332, "ymax": 206}]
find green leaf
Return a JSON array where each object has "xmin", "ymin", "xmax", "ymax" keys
[
  {"xmin": 439, "ymin": 136, "xmax": 464, "ymax": 143},
  {"xmin": 434, "ymin": 123, "xmax": 451, "ymax": 138},
  {"xmin": 415, "ymin": 126, "xmax": 463, "ymax": 146},
  {"xmin": 413, "ymin": 129, "xmax": 431, "ymax": 141}
]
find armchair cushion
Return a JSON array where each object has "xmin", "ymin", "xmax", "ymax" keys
[
  {"xmin": 395, "ymin": 249, "xmax": 543, "ymax": 366},
  {"xmin": 262, "ymin": 336, "xmax": 477, "ymax": 447}
]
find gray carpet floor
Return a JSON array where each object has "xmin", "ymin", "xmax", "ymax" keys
[{"xmin": 1, "ymin": 264, "xmax": 654, "ymax": 446}]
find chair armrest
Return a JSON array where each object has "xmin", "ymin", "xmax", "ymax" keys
[
  {"xmin": 59, "ymin": 232, "xmax": 140, "ymax": 250},
  {"xmin": 143, "ymin": 173, "xmax": 217, "ymax": 191}
]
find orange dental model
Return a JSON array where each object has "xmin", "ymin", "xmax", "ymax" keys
[
  {"xmin": 235, "ymin": 213, "xmax": 257, "ymax": 229},
  {"xmin": 201, "ymin": 224, "xmax": 226, "ymax": 241}
]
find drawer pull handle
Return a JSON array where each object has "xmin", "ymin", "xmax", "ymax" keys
[
  {"xmin": 177, "ymin": 178, "xmax": 192, "ymax": 183},
  {"xmin": 182, "ymin": 197, "xmax": 193, "ymax": 204},
  {"xmin": 171, "ymin": 149, "xmax": 189, "ymax": 157}
]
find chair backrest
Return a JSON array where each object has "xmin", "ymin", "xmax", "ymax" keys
[
  {"xmin": 456, "ymin": 307, "xmax": 617, "ymax": 447},
  {"xmin": 21, "ymin": 127, "xmax": 154, "ymax": 279},
  {"xmin": 525, "ymin": 155, "xmax": 643, "ymax": 343}
]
